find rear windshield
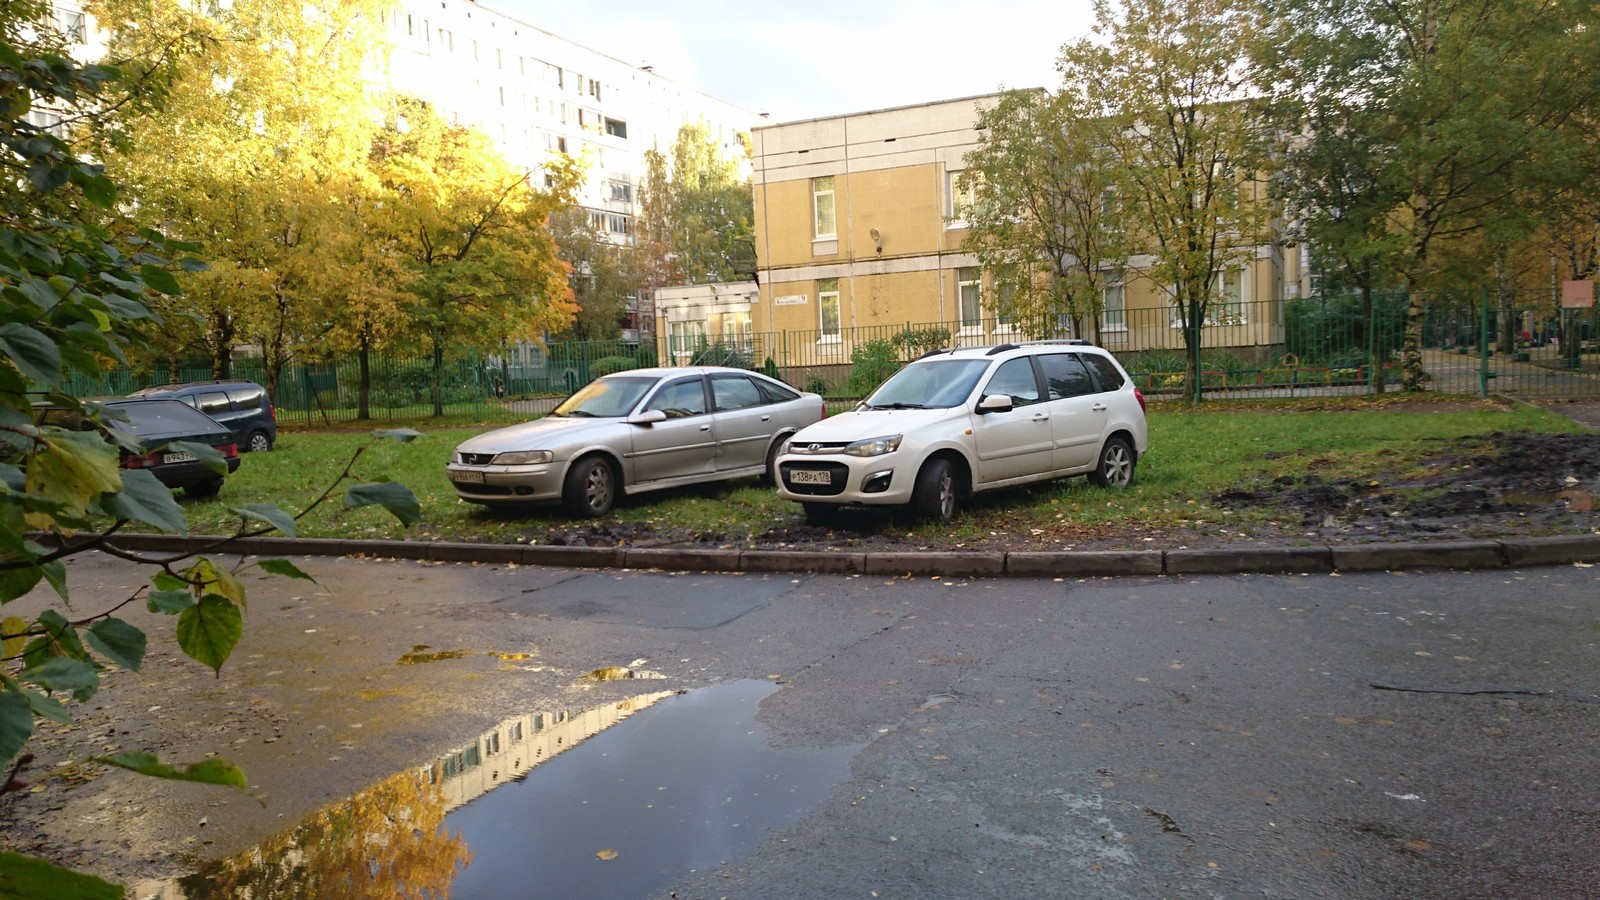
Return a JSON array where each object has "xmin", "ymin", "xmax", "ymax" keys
[{"xmin": 106, "ymin": 400, "xmax": 225, "ymax": 434}]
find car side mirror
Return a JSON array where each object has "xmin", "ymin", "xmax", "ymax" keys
[
  {"xmin": 627, "ymin": 409, "xmax": 668, "ymax": 425},
  {"xmin": 977, "ymin": 394, "xmax": 1014, "ymax": 413}
]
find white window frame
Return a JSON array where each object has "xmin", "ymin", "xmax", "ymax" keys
[
  {"xmin": 947, "ymin": 169, "xmax": 976, "ymax": 228},
  {"xmin": 812, "ymin": 176, "xmax": 836, "ymax": 239},
  {"xmin": 818, "ymin": 278, "xmax": 841, "ymax": 342},
  {"xmin": 1101, "ymin": 270, "xmax": 1127, "ymax": 333},
  {"xmin": 721, "ymin": 311, "xmax": 753, "ymax": 353},
  {"xmin": 669, "ymin": 320, "xmax": 707, "ymax": 359},
  {"xmin": 956, "ymin": 267, "xmax": 983, "ymax": 335},
  {"xmin": 992, "ymin": 280, "xmax": 1018, "ymax": 336}
]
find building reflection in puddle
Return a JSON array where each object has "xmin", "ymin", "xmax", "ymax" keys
[
  {"xmin": 151, "ymin": 681, "xmax": 861, "ymax": 900},
  {"xmin": 152, "ymin": 689, "xmax": 678, "ymax": 899}
]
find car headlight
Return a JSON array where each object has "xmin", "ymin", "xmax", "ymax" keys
[
  {"xmin": 844, "ymin": 434, "xmax": 902, "ymax": 457},
  {"xmin": 492, "ymin": 450, "xmax": 554, "ymax": 465}
]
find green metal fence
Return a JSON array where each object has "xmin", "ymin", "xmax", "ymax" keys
[{"xmin": 66, "ymin": 287, "xmax": 1600, "ymax": 426}]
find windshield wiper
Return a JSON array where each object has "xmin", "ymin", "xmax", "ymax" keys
[
  {"xmin": 564, "ymin": 410, "xmax": 596, "ymax": 417},
  {"xmin": 877, "ymin": 402, "xmax": 926, "ymax": 410}
]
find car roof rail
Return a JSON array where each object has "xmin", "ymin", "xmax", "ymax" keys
[
  {"xmin": 1017, "ymin": 338, "xmax": 1093, "ymax": 347},
  {"xmin": 986, "ymin": 343, "xmax": 1020, "ymax": 355}
]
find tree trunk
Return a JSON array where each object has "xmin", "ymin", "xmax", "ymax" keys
[
  {"xmin": 431, "ymin": 341, "xmax": 445, "ymax": 418},
  {"xmin": 1362, "ymin": 284, "xmax": 1385, "ymax": 394},
  {"xmin": 1401, "ymin": 292, "xmax": 1427, "ymax": 391},
  {"xmin": 358, "ymin": 340, "xmax": 372, "ymax": 421}
]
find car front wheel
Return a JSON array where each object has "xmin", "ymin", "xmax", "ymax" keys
[
  {"xmin": 1088, "ymin": 436, "xmax": 1136, "ymax": 488},
  {"xmin": 562, "ymin": 455, "xmax": 616, "ymax": 517},
  {"xmin": 912, "ymin": 458, "xmax": 958, "ymax": 523}
]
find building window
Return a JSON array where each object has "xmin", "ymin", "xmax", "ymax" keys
[
  {"xmin": 607, "ymin": 214, "xmax": 631, "ymax": 235},
  {"xmin": 722, "ymin": 311, "xmax": 752, "ymax": 350},
  {"xmin": 589, "ymin": 79, "xmax": 602, "ymax": 101},
  {"xmin": 1102, "ymin": 270, "xmax": 1126, "ymax": 331},
  {"xmin": 818, "ymin": 278, "xmax": 840, "ymax": 338},
  {"xmin": 812, "ymin": 176, "xmax": 836, "ymax": 238},
  {"xmin": 957, "ymin": 267, "xmax": 982, "ymax": 330},
  {"xmin": 608, "ymin": 181, "xmax": 632, "ymax": 203},
  {"xmin": 604, "ymin": 117, "xmax": 628, "ymax": 139},
  {"xmin": 669, "ymin": 321, "xmax": 707, "ymax": 357},
  {"xmin": 1216, "ymin": 268, "xmax": 1246, "ymax": 323},
  {"xmin": 995, "ymin": 281, "xmax": 1017, "ymax": 331},
  {"xmin": 947, "ymin": 169, "xmax": 976, "ymax": 225}
]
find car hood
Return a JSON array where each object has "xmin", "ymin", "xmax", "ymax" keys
[
  {"xmin": 455, "ymin": 415, "xmax": 625, "ymax": 455},
  {"xmin": 789, "ymin": 406, "xmax": 965, "ymax": 444}
]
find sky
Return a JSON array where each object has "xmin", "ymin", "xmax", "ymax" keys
[{"xmin": 492, "ymin": 1, "xmax": 1095, "ymax": 122}]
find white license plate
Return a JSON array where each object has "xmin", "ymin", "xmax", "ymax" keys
[
  {"xmin": 789, "ymin": 469, "xmax": 831, "ymax": 485},
  {"xmin": 449, "ymin": 469, "xmax": 486, "ymax": 484},
  {"xmin": 162, "ymin": 451, "xmax": 197, "ymax": 464}
]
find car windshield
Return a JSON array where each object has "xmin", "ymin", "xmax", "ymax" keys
[
  {"xmin": 550, "ymin": 376, "xmax": 657, "ymax": 418},
  {"xmin": 864, "ymin": 359, "xmax": 991, "ymax": 409}
]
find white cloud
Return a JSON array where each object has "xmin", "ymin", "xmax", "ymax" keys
[{"xmin": 492, "ymin": 1, "xmax": 1091, "ymax": 121}]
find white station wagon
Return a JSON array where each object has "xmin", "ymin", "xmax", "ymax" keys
[{"xmin": 775, "ymin": 341, "xmax": 1148, "ymax": 523}]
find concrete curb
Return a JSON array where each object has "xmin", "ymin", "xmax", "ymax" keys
[{"xmin": 46, "ymin": 532, "xmax": 1600, "ymax": 578}]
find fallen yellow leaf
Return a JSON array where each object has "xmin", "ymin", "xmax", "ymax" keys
[{"xmin": 596, "ymin": 849, "xmax": 618, "ymax": 861}]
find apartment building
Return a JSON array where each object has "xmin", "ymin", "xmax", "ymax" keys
[
  {"xmin": 385, "ymin": 1, "xmax": 759, "ymax": 341},
  {"xmin": 751, "ymin": 95, "xmax": 1304, "ymax": 374}
]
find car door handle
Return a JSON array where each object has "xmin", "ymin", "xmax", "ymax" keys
[
  {"xmin": 700, "ymin": 424, "xmax": 711, "ymax": 431},
  {"xmin": 761, "ymin": 414, "xmax": 771, "ymax": 422},
  {"xmin": 1091, "ymin": 403, "xmax": 1108, "ymax": 412},
  {"xmin": 1032, "ymin": 413, "xmax": 1050, "ymax": 422}
]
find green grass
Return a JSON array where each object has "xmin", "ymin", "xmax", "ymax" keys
[{"xmin": 168, "ymin": 397, "xmax": 1583, "ymax": 546}]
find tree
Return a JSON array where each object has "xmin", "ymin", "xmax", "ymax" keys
[
  {"xmin": 635, "ymin": 123, "xmax": 754, "ymax": 287},
  {"xmin": 0, "ymin": 8, "xmax": 420, "ymax": 891},
  {"xmin": 549, "ymin": 207, "xmax": 639, "ymax": 342},
  {"xmin": 962, "ymin": 88, "xmax": 1132, "ymax": 340},
  {"xmin": 1063, "ymin": 0, "xmax": 1275, "ymax": 401},
  {"xmin": 369, "ymin": 98, "xmax": 580, "ymax": 416},
  {"xmin": 1258, "ymin": 0, "xmax": 1600, "ymax": 389},
  {"xmin": 97, "ymin": 0, "xmax": 393, "ymax": 398}
]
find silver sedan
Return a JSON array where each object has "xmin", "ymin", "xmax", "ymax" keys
[{"xmin": 447, "ymin": 367, "xmax": 825, "ymax": 516}]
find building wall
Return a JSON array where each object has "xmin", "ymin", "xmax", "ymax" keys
[
  {"xmin": 752, "ymin": 96, "xmax": 992, "ymax": 343},
  {"xmin": 751, "ymin": 94, "xmax": 1296, "ymax": 365}
]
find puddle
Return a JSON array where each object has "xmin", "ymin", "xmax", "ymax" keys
[
  {"xmin": 445, "ymin": 679, "xmax": 861, "ymax": 899},
  {"xmin": 159, "ymin": 680, "xmax": 860, "ymax": 900}
]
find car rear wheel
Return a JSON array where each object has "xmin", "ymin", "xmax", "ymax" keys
[
  {"xmin": 562, "ymin": 455, "xmax": 616, "ymax": 517},
  {"xmin": 247, "ymin": 429, "xmax": 273, "ymax": 452},
  {"xmin": 185, "ymin": 477, "xmax": 223, "ymax": 500},
  {"xmin": 1088, "ymin": 436, "xmax": 1136, "ymax": 488},
  {"xmin": 912, "ymin": 458, "xmax": 958, "ymax": 523}
]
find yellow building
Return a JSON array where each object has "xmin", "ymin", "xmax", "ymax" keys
[{"xmin": 751, "ymin": 95, "xmax": 1307, "ymax": 384}]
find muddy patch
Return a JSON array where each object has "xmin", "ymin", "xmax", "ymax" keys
[{"xmin": 1210, "ymin": 432, "xmax": 1600, "ymax": 540}]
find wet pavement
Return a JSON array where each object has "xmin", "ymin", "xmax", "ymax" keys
[{"xmin": 4, "ymin": 553, "xmax": 1599, "ymax": 898}]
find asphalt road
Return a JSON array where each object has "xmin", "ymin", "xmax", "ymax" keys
[{"xmin": 7, "ymin": 554, "xmax": 1599, "ymax": 898}]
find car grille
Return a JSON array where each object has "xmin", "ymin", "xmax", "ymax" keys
[
  {"xmin": 780, "ymin": 462, "xmax": 849, "ymax": 496},
  {"xmin": 459, "ymin": 453, "xmax": 496, "ymax": 466},
  {"xmin": 786, "ymin": 441, "xmax": 851, "ymax": 455}
]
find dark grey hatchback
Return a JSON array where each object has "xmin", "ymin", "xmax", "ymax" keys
[{"xmin": 36, "ymin": 399, "xmax": 242, "ymax": 498}]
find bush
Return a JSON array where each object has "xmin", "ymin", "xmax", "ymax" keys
[
  {"xmin": 590, "ymin": 355, "xmax": 639, "ymax": 377},
  {"xmin": 846, "ymin": 339, "xmax": 901, "ymax": 395},
  {"xmin": 892, "ymin": 326, "xmax": 952, "ymax": 358}
]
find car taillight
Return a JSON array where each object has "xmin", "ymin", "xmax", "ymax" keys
[
  {"xmin": 124, "ymin": 451, "xmax": 162, "ymax": 469},
  {"xmin": 1134, "ymin": 388, "xmax": 1146, "ymax": 413},
  {"xmin": 266, "ymin": 397, "xmax": 276, "ymax": 422},
  {"xmin": 219, "ymin": 443, "xmax": 238, "ymax": 458}
]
